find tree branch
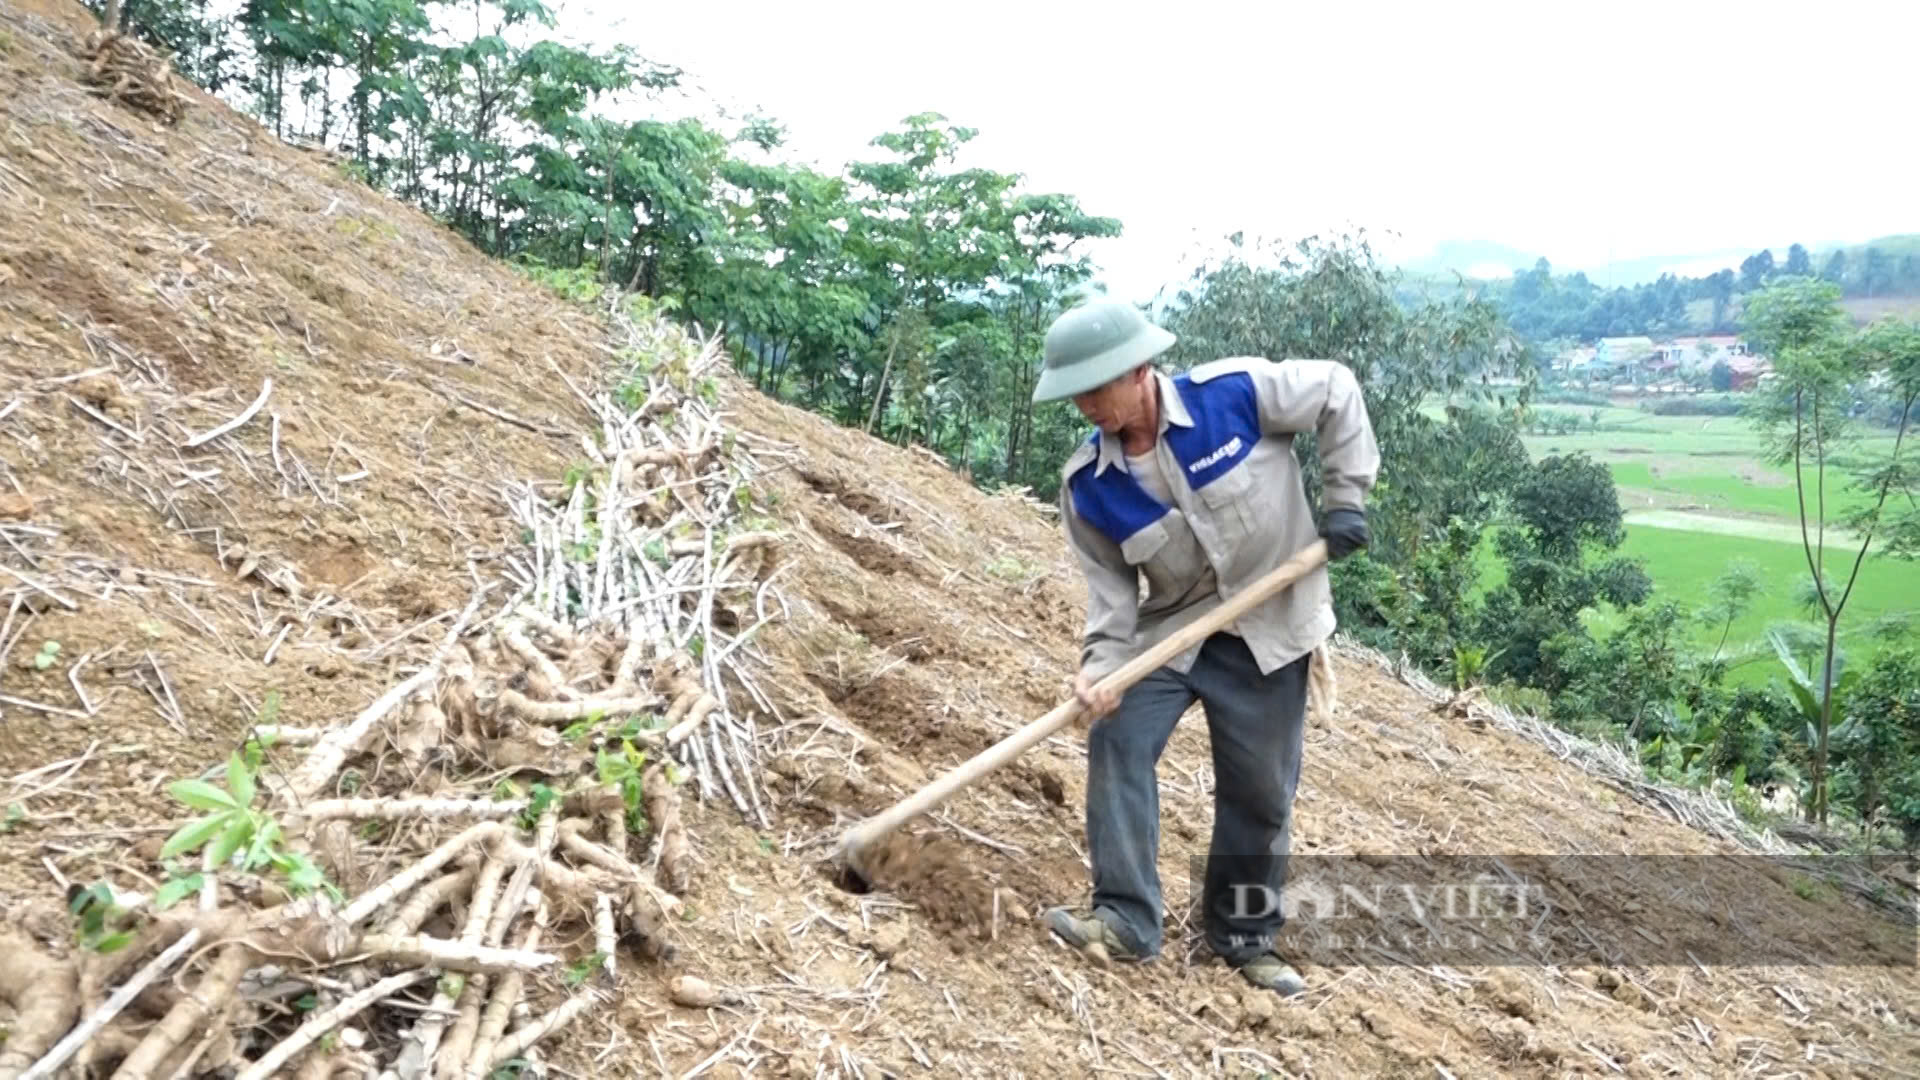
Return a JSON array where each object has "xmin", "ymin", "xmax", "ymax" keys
[
  {"xmin": 1793, "ymin": 389, "xmax": 1830, "ymax": 616},
  {"xmin": 1834, "ymin": 389, "xmax": 1915, "ymax": 616}
]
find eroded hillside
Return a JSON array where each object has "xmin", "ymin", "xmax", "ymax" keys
[{"xmin": 0, "ymin": 2, "xmax": 1915, "ymax": 1077}]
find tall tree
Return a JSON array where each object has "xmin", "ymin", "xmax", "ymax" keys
[
  {"xmin": 1862, "ymin": 247, "xmax": 1892, "ymax": 298},
  {"xmin": 843, "ymin": 114, "xmax": 1118, "ymax": 450},
  {"xmin": 701, "ymin": 156, "xmax": 868, "ymax": 403},
  {"xmin": 1821, "ymin": 249, "xmax": 1848, "ymax": 286},
  {"xmin": 1740, "ymin": 249, "xmax": 1776, "ymax": 291},
  {"xmin": 846, "ymin": 113, "xmax": 1008, "ymax": 432},
  {"xmin": 1785, "ymin": 243, "xmax": 1813, "ymax": 277},
  {"xmin": 1743, "ymin": 283, "xmax": 1920, "ymax": 822}
]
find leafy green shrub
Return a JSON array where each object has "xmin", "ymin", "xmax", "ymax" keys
[
  {"xmin": 1330, "ymin": 518, "xmax": 1485, "ymax": 670},
  {"xmin": 1535, "ymin": 389, "xmax": 1612, "ymax": 407},
  {"xmin": 1640, "ymin": 395, "xmax": 1746, "ymax": 417},
  {"xmin": 1328, "ymin": 553, "xmax": 1409, "ymax": 656},
  {"xmin": 1449, "ymin": 643, "xmax": 1503, "ymax": 690},
  {"xmin": 1522, "ymin": 408, "xmax": 1587, "ymax": 435},
  {"xmin": 1487, "ymin": 681, "xmax": 1551, "ymax": 717},
  {"xmin": 1832, "ymin": 647, "xmax": 1920, "ymax": 851},
  {"xmin": 514, "ymin": 257, "xmax": 606, "ymax": 303},
  {"xmin": 1696, "ymin": 688, "xmax": 1794, "ymax": 787}
]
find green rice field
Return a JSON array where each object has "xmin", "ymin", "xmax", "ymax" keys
[
  {"xmin": 1607, "ymin": 526, "xmax": 1918, "ymax": 684},
  {"xmin": 1447, "ymin": 393, "xmax": 1916, "ymax": 686}
]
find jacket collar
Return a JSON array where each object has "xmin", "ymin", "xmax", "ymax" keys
[{"xmin": 1094, "ymin": 368, "xmax": 1194, "ymax": 475}]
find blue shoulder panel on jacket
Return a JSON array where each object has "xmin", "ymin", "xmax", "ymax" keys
[
  {"xmin": 1067, "ymin": 433, "xmax": 1168, "ymax": 548},
  {"xmin": 1164, "ymin": 370, "xmax": 1259, "ymax": 492}
]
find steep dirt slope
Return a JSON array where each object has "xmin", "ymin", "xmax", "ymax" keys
[
  {"xmin": 709, "ymin": 393, "xmax": 1920, "ymax": 1079},
  {"xmin": 0, "ymin": 2, "xmax": 1915, "ymax": 1078},
  {"xmin": 0, "ymin": 0, "xmax": 612, "ymax": 797}
]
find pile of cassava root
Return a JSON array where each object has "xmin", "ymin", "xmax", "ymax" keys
[
  {"xmin": 74, "ymin": 30, "xmax": 191, "ymax": 126},
  {"xmin": 0, "ymin": 322, "xmax": 795, "ymax": 1078}
]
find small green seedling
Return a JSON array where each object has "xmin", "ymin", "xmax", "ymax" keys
[
  {"xmin": 151, "ymin": 870, "xmax": 206, "ymax": 912},
  {"xmin": 596, "ymin": 740, "xmax": 650, "ymax": 835},
  {"xmin": 562, "ymin": 951, "xmax": 606, "ymax": 987},
  {"xmin": 517, "ymin": 783, "xmax": 558, "ymax": 831},
  {"xmin": 70, "ymin": 882, "xmax": 136, "ymax": 954},
  {"xmin": 32, "ymin": 640, "xmax": 60, "ymax": 671},
  {"xmin": 160, "ymin": 751, "xmax": 338, "ymax": 900}
]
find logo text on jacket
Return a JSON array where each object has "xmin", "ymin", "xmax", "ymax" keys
[{"xmin": 1188, "ymin": 436, "xmax": 1244, "ymax": 474}]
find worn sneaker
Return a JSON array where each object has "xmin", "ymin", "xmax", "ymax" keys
[
  {"xmin": 1043, "ymin": 906, "xmax": 1142, "ymax": 964},
  {"xmin": 1235, "ymin": 952, "xmax": 1306, "ymax": 996}
]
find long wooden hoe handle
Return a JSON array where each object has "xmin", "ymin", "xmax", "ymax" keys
[{"xmin": 835, "ymin": 539, "xmax": 1329, "ymax": 865}]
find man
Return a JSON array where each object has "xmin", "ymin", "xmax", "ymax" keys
[{"xmin": 1032, "ymin": 298, "xmax": 1379, "ymax": 996}]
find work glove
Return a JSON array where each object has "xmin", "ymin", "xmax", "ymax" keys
[{"xmin": 1320, "ymin": 507, "xmax": 1369, "ymax": 561}]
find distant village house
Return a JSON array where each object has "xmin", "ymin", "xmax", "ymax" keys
[{"xmin": 1552, "ymin": 333, "xmax": 1770, "ymax": 389}]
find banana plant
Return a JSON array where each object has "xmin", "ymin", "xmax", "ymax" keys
[{"xmin": 1768, "ymin": 628, "xmax": 1860, "ymax": 818}]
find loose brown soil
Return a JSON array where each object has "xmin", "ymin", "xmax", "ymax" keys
[{"xmin": 0, "ymin": 3, "xmax": 1914, "ymax": 1076}]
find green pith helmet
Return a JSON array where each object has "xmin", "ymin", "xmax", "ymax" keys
[{"xmin": 1032, "ymin": 300, "xmax": 1177, "ymax": 403}]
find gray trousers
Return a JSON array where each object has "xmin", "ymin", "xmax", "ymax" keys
[{"xmin": 1084, "ymin": 632, "xmax": 1308, "ymax": 965}]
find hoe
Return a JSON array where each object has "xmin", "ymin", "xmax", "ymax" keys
[{"xmin": 833, "ymin": 539, "xmax": 1329, "ymax": 887}]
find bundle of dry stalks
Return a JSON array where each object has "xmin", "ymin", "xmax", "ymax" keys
[
  {"xmin": 73, "ymin": 30, "xmax": 189, "ymax": 126},
  {"xmin": 0, "ymin": 312, "xmax": 793, "ymax": 1078}
]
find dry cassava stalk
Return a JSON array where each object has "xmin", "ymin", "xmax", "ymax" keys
[
  {"xmin": 440, "ymin": 643, "xmax": 482, "ymax": 738},
  {"xmin": 463, "ymin": 901, "xmax": 546, "ymax": 1080},
  {"xmin": 594, "ymin": 893, "xmax": 616, "ymax": 980},
  {"xmin": 283, "ymin": 589, "xmax": 487, "ymax": 802},
  {"xmin": 378, "ymin": 868, "xmax": 478, "ymax": 938},
  {"xmin": 498, "ymin": 620, "xmax": 576, "ymax": 701},
  {"xmin": 349, "ymin": 933, "xmax": 555, "ymax": 976},
  {"xmin": 287, "ymin": 667, "xmax": 440, "ymax": 801},
  {"xmin": 0, "ymin": 318, "xmax": 794, "ymax": 1077},
  {"xmin": 611, "ymin": 626, "xmax": 653, "ymax": 697},
  {"xmin": 497, "ymin": 687, "xmax": 660, "ymax": 725},
  {"xmin": 343, "ymin": 821, "xmax": 504, "ymax": 925},
  {"xmin": 16, "ymin": 928, "xmax": 201, "ymax": 1080},
  {"xmin": 484, "ymin": 992, "xmax": 600, "ymax": 1068},
  {"xmin": 643, "ymin": 761, "xmax": 690, "ymax": 894},
  {"xmin": 111, "ymin": 944, "xmax": 252, "ymax": 1080},
  {"xmin": 433, "ymin": 970, "xmax": 490, "ymax": 1077},
  {"xmin": 235, "ymin": 969, "xmax": 434, "ymax": 1080},
  {"xmin": 556, "ymin": 819, "xmax": 683, "ymax": 915},
  {"xmin": 0, "ymin": 930, "xmax": 80, "ymax": 1080},
  {"xmin": 510, "ymin": 605, "xmax": 577, "ymax": 650},
  {"xmin": 434, "ymin": 809, "xmax": 552, "ymax": 1080},
  {"xmin": 476, "ymin": 831, "xmax": 672, "ymax": 960},
  {"xmin": 393, "ymin": 855, "xmax": 508, "ymax": 1079},
  {"xmin": 295, "ymin": 796, "xmax": 530, "ymax": 827},
  {"xmin": 663, "ymin": 692, "xmax": 719, "ymax": 748},
  {"xmin": 599, "ymin": 784, "xmax": 629, "ymax": 859},
  {"xmin": 394, "ymin": 692, "xmax": 451, "ymax": 764}
]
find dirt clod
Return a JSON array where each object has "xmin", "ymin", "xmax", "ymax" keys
[
  {"xmin": 847, "ymin": 831, "xmax": 997, "ymax": 933},
  {"xmin": 869, "ymin": 921, "xmax": 908, "ymax": 960},
  {"xmin": 669, "ymin": 974, "xmax": 723, "ymax": 1008}
]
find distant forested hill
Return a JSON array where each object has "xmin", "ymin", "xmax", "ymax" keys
[{"xmin": 1396, "ymin": 235, "xmax": 1920, "ymax": 344}]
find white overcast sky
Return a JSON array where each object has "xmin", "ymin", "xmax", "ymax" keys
[{"xmin": 560, "ymin": 0, "xmax": 1916, "ymax": 300}]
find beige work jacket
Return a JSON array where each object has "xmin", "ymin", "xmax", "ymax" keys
[{"xmin": 1057, "ymin": 357, "xmax": 1380, "ymax": 683}]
